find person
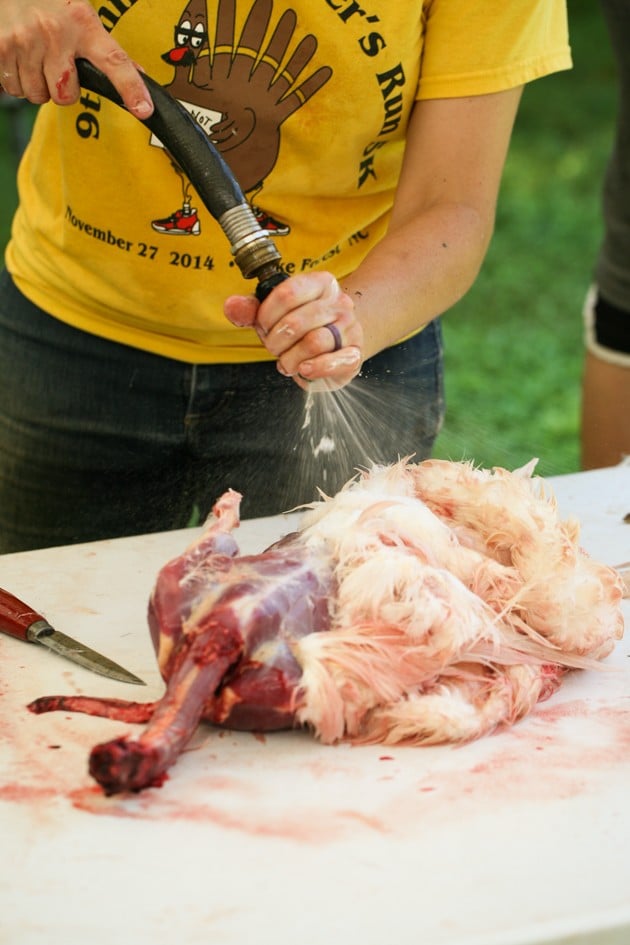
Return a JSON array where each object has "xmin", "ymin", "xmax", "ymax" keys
[
  {"xmin": 0, "ymin": 0, "xmax": 571, "ymax": 552},
  {"xmin": 580, "ymin": 0, "xmax": 630, "ymax": 469}
]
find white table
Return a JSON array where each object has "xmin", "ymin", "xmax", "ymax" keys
[{"xmin": 1, "ymin": 464, "xmax": 629, "ymax": 945}]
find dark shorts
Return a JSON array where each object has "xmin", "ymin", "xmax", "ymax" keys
[
  {"xmin": 0, "ymin": 269, "xmax": 444, "ymax": 552},
  {"xmin": 592, "ymin": 291, "xmax": 630, "ymax": 354}
]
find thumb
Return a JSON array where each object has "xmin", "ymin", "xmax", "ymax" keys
[{"xmin": 223, "ymin": 294, "xmax": 260, "ymax": 328}]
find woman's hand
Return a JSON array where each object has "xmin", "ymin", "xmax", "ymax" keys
[
  {"xmin": 0, "ymin": 0, "xmax": 153, "ymax": 117},
  {"xmin": 224, "ymin": 271, "xmax": 363, "ymax": 390}
]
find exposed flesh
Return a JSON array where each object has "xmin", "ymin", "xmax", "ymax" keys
[{"xmin": 28, "ymin": 460, "xmax": 625, "ymax": 794}]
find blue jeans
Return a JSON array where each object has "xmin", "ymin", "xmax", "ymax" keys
[{"xmin": 0, "ymin": 269, "xmax": 444, "ymax": 551}]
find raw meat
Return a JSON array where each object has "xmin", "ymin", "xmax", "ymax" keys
[{"xmin": 28, "ymin": 460, "xmax": 625, "ymax": 795}]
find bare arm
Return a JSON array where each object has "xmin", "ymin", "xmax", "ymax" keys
[
  {"xmin": 347, "ymin": 88, "xmax": 523, "ymax": 357},
  {"xmin": 225, "ymin": 87, "xmax": 523, "ymax": 388},
  {"xmin": 0, "ymin": 0, "xmax": 152, "ymax": 117}
]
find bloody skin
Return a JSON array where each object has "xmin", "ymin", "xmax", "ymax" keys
[
  {"xmin": 29, "ymin": 491, "xmax": 334, "ymax": 794},
  {"xmin": 55, "ymin": 68, "xmax": 72, "ymax": 101}
]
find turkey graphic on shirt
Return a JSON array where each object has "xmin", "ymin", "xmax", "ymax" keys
[{"xmin": 150, "ymin": 0, "xmax": 332, "ymax": 237}]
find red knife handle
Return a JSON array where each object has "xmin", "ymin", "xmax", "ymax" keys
[{"xmin": 0, "ymin": 587, "xmax": 47, "ymax": 640}]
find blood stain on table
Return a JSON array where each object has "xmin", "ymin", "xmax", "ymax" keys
[
  {"xmin": 4, "ymin": 674, "xmax": 630, "ymax": 846},
  {"xmin": 68, "ymin": 784, "xmax": 388, "ymax": 843}
]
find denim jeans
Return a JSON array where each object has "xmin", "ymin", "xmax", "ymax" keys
[{"xmin": 0, "ymin": 269, "xmax": 444, "ymax": 551}]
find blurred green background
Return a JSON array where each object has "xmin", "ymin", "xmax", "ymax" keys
[
  {"xmin": 0, "ymin": 0, "xmax": 618, "ymax": 478},
  {"xmin": 432, "ymin": 0, "xmax": 617, "ymax": 476}
]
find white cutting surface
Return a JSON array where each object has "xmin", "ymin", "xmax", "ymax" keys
[{"xmin": 0, "ymin": 464, "xmax": 629, "ymax": 945}]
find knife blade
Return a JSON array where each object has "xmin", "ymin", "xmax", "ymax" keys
[{"xmin": 0, "ymin": 587, "xmax": 145, "ymax": 685}]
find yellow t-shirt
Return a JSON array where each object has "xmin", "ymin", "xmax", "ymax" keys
[{"xmin": 6, "ymin": 0, "xmax": 571, "ymax": 363}]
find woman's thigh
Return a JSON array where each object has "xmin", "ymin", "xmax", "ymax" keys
[
  {"xmin": 0, "ymin": 269, "xmax": 445, "ymax": 545},
  {"xmin": 0, "ymin": 271, "xmax": 194, "ymax": 551}
]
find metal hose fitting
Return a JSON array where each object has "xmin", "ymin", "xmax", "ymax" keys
[{"xmin": 218, "ymin": 204, "xmax": 283, "ymax": 280}]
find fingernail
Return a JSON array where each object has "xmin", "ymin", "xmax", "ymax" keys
[
  {"xmin": 132, "ymin": 99, "xmax": 153, "ymax": 118},
  {"xmin": 330, "ymin": 350, "xmax": 361, "ymax": 370},
  {"xmin": 299, "ymin": 361, "xmax": 314, "ymax": 376}
]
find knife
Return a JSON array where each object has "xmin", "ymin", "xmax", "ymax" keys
[{"xmin": 0, "ymin": 587, "xmax": 145, "ymax": 685}]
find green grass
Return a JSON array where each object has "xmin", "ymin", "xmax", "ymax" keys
[
  {"xmin": 0, "ymin": 99, "xmax": 35, "ymax": 247},
  {"xmin": 432, "ymin": 0, "xmax": 618, "ymax": 476},
  {"xmin": 0, "ymin": 1, "xmax": 617, "ymax": 478}
]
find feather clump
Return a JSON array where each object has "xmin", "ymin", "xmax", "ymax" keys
[{"xmin": 292, "ymin": 459, "xmax": 624, "ymax": 745}]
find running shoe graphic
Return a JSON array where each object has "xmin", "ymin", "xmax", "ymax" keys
[
  {"xmin": 152, "ymin": 202, "xmax": 201, "ymax": 235},
  {"xmin": 252, "ymin": 205, "xmax": 290, "ymax": 236}
]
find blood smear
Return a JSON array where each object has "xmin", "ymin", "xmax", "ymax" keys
[{"xmin": 56, "ymin": 69, "xmax": 71, "ymax": 100}]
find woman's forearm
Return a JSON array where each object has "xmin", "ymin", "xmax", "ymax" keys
[{"xmin": 345, "ymin": 199, "xmax": 492, "ymax": 360}]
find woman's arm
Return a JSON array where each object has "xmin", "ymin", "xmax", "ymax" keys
[
  {"xmin": 226, "ymin": 86, "xmax": 523, "ymax": 388},
  {"xmin": 349, "ymin": 87, "xmax": 523, "ymax": 357}
]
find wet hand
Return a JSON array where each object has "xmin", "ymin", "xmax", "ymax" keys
[
  {"xmin": 224, "ymin": 271, "xmax": 363, "ymax": 390},
  {"xmin": 0, "ymin": 0, "xmax": 153, "ymax": 117}
]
